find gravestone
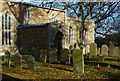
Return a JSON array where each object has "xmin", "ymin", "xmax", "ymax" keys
[
  {"xmin": 101, "ymin": 44, "xmax": 109, "ymax": 56},
  {"xmin": 39, "ymin": 49, "xmax": 47, "ymax": 62},
  {"xmin": 109, "ymin": 43, "xmax": 115, "ymax": 57},
  {"xmin": 119, "ymin": 47, "xmax": 120, "ymax": 56},
  {"xmin": 97, "ymin": 48, "xmax": 100, "ymax": 55},
  {"xmin": 113, "ymin": 47, "xmax": 119, "ymax": 57},
  {"xmin": 31, "ymin": 47, "xmax": 39, "ymax": 59},
  {"xmin": 61, "ymin": 49, "xmax": 70, "ymax": 65},
  {"xmin": 73, "ymin": 49, "xmax": 84, "ymax": 73},
  {"xmin": 14, "ymin": 53, "xmax": 22, "ymax": 69},
  {"xmin": 49, "ymin": 49, "xmax": 57, "ymax": 63},
  {"xmin": 90, "ymin": 43, "xmax": 97, "ymax": 57},
  {"xmin": 4, "ymin": 51, "xmax": 11, "ymax": 67},
  {"xmin": 25, "ymin": 55, "xmax": 35, "ymax": 70}
]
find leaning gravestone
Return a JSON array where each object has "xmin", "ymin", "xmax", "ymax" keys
[
  {"xmin": 90, "ymin": 43, "xmax": 97, "ymax": 57},
  {"xmin": 113, "ymin": 47, "xmax": 119, "ymax": 57},
  {"xmin": 73, "ymin": 49, "xmax": 84, "ymax": 73},
  {"xmin": 49, "ymin": 49, "xmax": 57, "ymax": 63},
  {"xmin": 61, "ymin": 49, "xmax": 70, "ymax": 65},
  {"xmin": 109, "ymin": 43, "xmax": 115, "ymax": 57},
  {"xmin": 39, "ymin": 49, "xmax": 47, "ymax": 62},
  {"xmin": 14, "ymin": 53, "xmax": 22, "ymax": 69},
  {"xmin": 101, "ymin": 44, "xmax": 109, "ymax": 56},
  {"xmin": 25, "ymin": 55, "xmax": 35, "ymax": 70},
  {"xmin": 4, "ymin": 51, "xmax": 11, "ymax": 67}
]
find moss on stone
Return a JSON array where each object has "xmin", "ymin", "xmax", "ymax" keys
[
  {"xmin": 61, "ymin": 49, "xmax": 70, "ymax": 65},
  {"xmin": 73, "ymin": 49, "xmax": 84, "ymax": 73},
  {"xmin": 39, "ymin": 49, "xmax": 47, "ymax": 62}
]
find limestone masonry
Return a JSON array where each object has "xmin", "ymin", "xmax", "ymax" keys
[{"xmin": 0, "ymin": 1, "xmax": 95, "ymax": 55}]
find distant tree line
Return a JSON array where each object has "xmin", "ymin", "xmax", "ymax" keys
[{"xmin": 95, "ymin": 32, "xmax": 120, "ymax": 47}]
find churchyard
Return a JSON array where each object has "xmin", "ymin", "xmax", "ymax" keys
[{"xmin": 1, "ymin": 43, "xmax": 120, "ymax": 80}]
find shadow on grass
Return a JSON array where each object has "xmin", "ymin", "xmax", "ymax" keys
[
  {"xmin": 98, "ymin": 69, "xmax": 120, "ymax": 80},
  {"xmin": 85, "ymin": 62, "xmax": 120, "ymax": 69},
  {"xmin": 2, "ymin": 74, "xmax": 22, "ymax": 81},
  {"xmin": 37, "ymin": 61, "xmax": 73, "ymax": 72},
  {"xmin": 50, "ymin": 66, "xmax": 73, "ymax": 72}
]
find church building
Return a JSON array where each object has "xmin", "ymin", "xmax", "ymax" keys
[{"xmin": 0, "ymin": 1, "xmax": 95, "ymax": 56}]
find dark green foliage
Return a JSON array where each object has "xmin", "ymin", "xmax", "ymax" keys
[{"xmin": 95, "ymin": 37, "xmax": 107, "ymax": 47}]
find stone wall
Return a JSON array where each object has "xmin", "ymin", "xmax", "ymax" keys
[{"xmin": 17, "ymin": 26, "xmax": 49, "ymax": 56}]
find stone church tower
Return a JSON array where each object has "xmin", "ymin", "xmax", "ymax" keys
[{"xmin": 0, "ymin": 1, "xmax": 95, "ymax": 55}]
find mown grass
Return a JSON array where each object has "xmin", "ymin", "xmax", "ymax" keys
[{"xmin": 1, "ymin": 55, "xmax": 120, "ymax": 80}]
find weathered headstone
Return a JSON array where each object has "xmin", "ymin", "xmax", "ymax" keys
[
  {"xmin": 101, "ymin": 44, "xmax": 109, "ymax": 56},
  {"xmin": 39, "ymin": 49, "xmax": 47, "ymax": 62},
  {"xmin": 31, "ymin": 47, "xmax": 39, "ymax": 59},
  {"xmin": 61, "ymin": 49, "xmax": 70, "ymax": 65},
  {"xmin": 119, "ymin": 47, "xmax": 120, "ymax": 56},
  {"xmin": 113, "ymin": 47, "xmax": 119, "ymax": 57},
  {"xmin": 4, "ymin": 51, "xmax": 11, "ymax": 67},
  {"xmin": 73, "ymin": 49, "xmax": 84, "ymax": 73},
  {"xmin": 109, "ymin": 43, "xmax": 115, "ymax": 57},
  {"xmin": 90, "ymin": 43, "xmax": 97, "ymax": 57},
  {"xmin": 25, "ymin": 55, "xmax": 35, "ymax": 70},
  {"xmin": 49, "ymin": 49, "xmax": 57, "ymax": 63},
  {"xmin": 14, "ymin": 53, "xmax": 22, "ymax": 69},
  {"xmin": 97, "ymin": 48, "xmax": 100, "ymax": 55}
]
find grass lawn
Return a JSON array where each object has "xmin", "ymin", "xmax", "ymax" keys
[{"xmin": 1, "ymin": 55, "xmax": 120, "ymax": 80}]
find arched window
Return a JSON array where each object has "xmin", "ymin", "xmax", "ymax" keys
[
  {"xmin": 5, "ymin": 13, "xmax": 7, "ymax": 29},
  {"xmin": 74, "ymin": 43, "xmax": 76, "ymax": 48},
  {"xmin": 1, "ymin": 14, "xmax": 12, "ymax": 46},
  {"xmin": 8, "ymin": 16, "xmax": 11, "ymax": 30},
  {"xmin": 69, "ymin": 26, "xmax": 73, "ymax": 45},
  {"xmin": 9, "ymin": 31, "xmax": 11, "ymax": 45},
  {"xmin": 2, "ymin": 15, "xmax": 4, "ymax": 30},
  {"xmin": 5, "ymin": 31, "xmax": 7, "ymax": 45},
  {"xmin": 2, "ymin": 31, "xmax": 4, "ymax": 45}
]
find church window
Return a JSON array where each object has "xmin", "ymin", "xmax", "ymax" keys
[
  {"xmin": 69, "ymin": 26, "xmax": 73, "ymax": 45},
  {"xmin": 5, "ymin": 31, "xmax": 7, "ymax": 45},
  {"xmin": 5, "ymin": 13, "xmax": 7, "ymax": 29},
  {"xmin": 1, "ymin": 14, "xmax": 12, "ymax": 46},
  {"xmin": 74, "ymin": 43, "xmax": 76, "ymax": 48},
  {"xmin": 9, "ymin": 31, "xmax": 11, "ymax": 45},
  {"xmin": 8, "ymin": 16, "xmax": 11, "ymax": 30},
  {"xmin": 2, "ymin": 16, "xmax": 4, "ymax": 30},
  {"xmin": 2, "ymin": 31, "xmax": 4, "ymax": 45}
]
